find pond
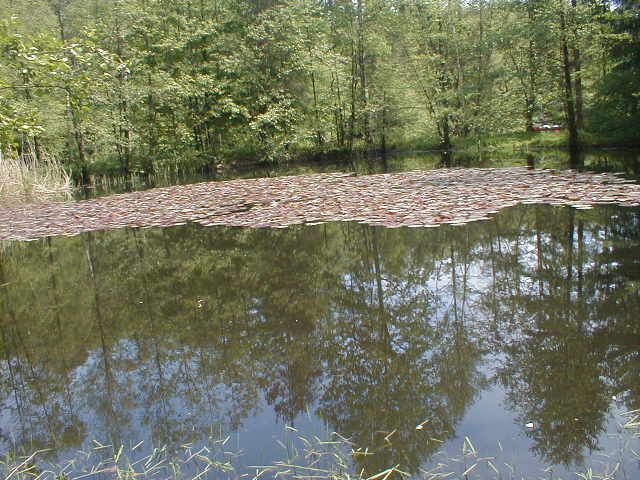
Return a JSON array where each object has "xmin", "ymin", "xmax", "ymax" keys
[
  {"xmin": 77, "ymin": 147, "xmax": 640, "ymax": 199},
  {"xmin": 1, "ymin": 149, "xmax": 639, "ymax": 479}
]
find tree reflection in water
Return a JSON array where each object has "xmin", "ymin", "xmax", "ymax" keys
[{"xmin": 0, "ymin": 203, "xmax": 638, "ymax": 474}]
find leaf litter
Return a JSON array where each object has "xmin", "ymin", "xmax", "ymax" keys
[{"xmin": 1, "ymin": 167, "xmax": 640, "ymax": 242}]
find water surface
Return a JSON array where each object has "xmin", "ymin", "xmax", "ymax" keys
[{"xmin": 1, "ymin": 150, "xmax": 640, "ymax": 479}]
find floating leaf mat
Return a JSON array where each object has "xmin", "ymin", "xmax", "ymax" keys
[{"xmin": 2, "ymin": 167, "xmax": 640, "ymax": 242}]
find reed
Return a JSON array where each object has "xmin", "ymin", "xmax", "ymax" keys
[{"xmin": 0, "ymin": 147, "xmax": 72, "ymax": 205}]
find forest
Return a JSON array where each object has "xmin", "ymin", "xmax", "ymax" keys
[{"xmin": 0, "ymin": 0, "xmax": 639, "ymax": 180}]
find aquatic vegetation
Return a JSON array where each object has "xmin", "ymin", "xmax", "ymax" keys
[
  {"xmin": 1, "ymin": 167, "xmax": 640, "ymax": 242},
  {"xmin": 0, "ymin": 438, "xmax": 237, "ymax": 480},
  {"xmin": 2, "ymin": 414, "xmax": 638, "ymax": 480}
]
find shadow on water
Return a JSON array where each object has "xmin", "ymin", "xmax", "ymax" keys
[
  {"xmin": 75, "ymin": 148, "xmax": 640, "ymax": 200},
  {"xmin": 1, "ymin": 200, "xmax": 640, "ymax": 477}
]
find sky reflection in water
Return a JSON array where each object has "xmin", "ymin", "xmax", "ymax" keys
[{"xmin": 1, "ymin": 152, "xmax": 640, "ymax": 479}]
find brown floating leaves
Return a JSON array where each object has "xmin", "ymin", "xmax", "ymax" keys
[{"xmin": 1, "ymin": 167, "xmax": 640, "ymax": 242}]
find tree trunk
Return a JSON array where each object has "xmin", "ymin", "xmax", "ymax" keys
[
  {"xmin": 441, "ymin": 114, "xmax": 452, "ymax": 151},
  {"xmin": 380, "ymin": 90, "xmax": 387, "ymax": 154},
  {"xmin": 560, "ymin": 9, "xmax": 579, "ymax": 151},
  {"xmin": 66, "ymin": 88, "xmax": 89, "ymax": 183},
  {"xmin": 573, "ymin": 47, "xmax": 584, "ymax": 129},
  {"xmin": 310, "ymin": 71, "xmax": 323, "ymax": 148},
  {"xmin": 349, "ymin": 41, "xmax": 357, "ymax": 151},
  {"xmin": 356, "ymin": 0, "xmax": 371, "ymax": 146},
  {"xmin": 571, "ymin": 0, "xmax": 584, "ymax": 129}
]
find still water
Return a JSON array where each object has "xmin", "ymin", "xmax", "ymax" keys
[{"xmin": 1, "ymin": 150, "xmax": 640, "ymax": 479}]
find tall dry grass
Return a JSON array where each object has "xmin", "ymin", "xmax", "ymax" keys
[{"xmin": 0, "ymin": 147, "xmax": 72, "ymax": 205}]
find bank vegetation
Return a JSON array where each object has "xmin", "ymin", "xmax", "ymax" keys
[{"xmin": 0, "ymin": 0, "xmax": 638, "ymax": 182}]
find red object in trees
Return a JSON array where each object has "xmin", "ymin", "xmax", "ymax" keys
[{"xmin": 532, "ymin": 124, "xmax": 563, "ymax": 132}]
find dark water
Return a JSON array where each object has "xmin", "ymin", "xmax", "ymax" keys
[
  {"xmin": 2, "ymin": 150, "xmax": 640, "ymax": 479},
  {"xmin": 79, "ymin": 148, "xmax": 640, "ymax": 198}
]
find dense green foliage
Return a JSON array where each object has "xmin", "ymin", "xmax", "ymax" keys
[{"xmin": 0, "ymin": 0, "xmax": 639, "ymax": 178}]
